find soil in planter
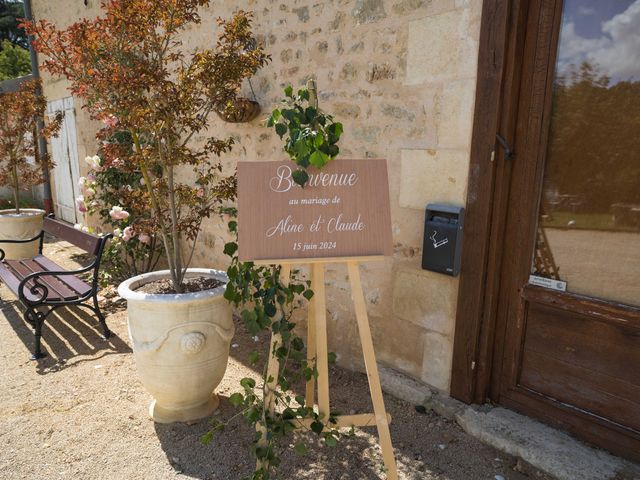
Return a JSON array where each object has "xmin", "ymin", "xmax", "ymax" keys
[{"xmin": 133, "ymin": 277, "xmax": 223, "ymax": 294}]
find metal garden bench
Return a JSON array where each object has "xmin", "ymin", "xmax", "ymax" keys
[{"xmin": 0, "ymin": 215, "xmax": 112, "ymax": 360}]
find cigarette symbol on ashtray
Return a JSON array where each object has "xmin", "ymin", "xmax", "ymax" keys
[{"xmin": 430, "ymin": 231, "xmax": 449, "ymax": 249}]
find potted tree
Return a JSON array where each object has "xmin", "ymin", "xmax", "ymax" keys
[
  {"xmin": 0, "ymin": 79, "xmax": 61, "ymax": 260},
  {"xmin": 24, "ymin": 0, "xmax": 269, "ymax": 423}
]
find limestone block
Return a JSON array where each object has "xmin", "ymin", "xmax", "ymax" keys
[
  {"xmin": 437, "ymin": 79, "xmax": 476, "ymax": 149},
  {"xmin": 398, "ymin": 148, "xmax": 469, "ymax": 210},
  {"xmin": 406, "ymin": 8, "xmax": 479, "ymax": 84},
  {"xmin": 421, "ymin": 331, "xmax": 453, "ymax": 392},
  {"xmin": 370, "ymin": 313, "xmax": 425, "ymax": 379},
  {"xmin": 352, "ymin": 0, "xmax": 387, "ymax": 25},
  {"xmin": 392, "ymin": 267, "xmax": 458, "ymax": 335}
]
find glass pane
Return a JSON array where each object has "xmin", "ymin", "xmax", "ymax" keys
[{"xmin": 531, "ymin": 0, "xmax": 640, "ymax": 306}]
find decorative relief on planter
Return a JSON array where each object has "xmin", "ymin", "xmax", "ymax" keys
[
  {"xmin": 180, "ymin": 332, "xmax": 206, "ymax": 355},
  {"xmin": 238, "ymin": 159, "xmax": 393, "ymax": 261}
]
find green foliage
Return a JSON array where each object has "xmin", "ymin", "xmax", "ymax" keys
[
  {"xmin": 203, "ymin": 215, "xmax": 344, "ymax": 480},
  {"xmin": 266, "ymin": 85, "xmax": 343, "ymax": 187},
  {"xmin": 0, "ymin": 39, "xmax": 30, "ymax": 80},
  {"xmin": 0, "ymin": 1, "xmax": 28, "ymax": 49}
]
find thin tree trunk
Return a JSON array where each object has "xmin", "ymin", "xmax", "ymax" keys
[
  {"xmin": 167, "ymin": 164, "xmax": 184, "ymax": 291},
  {"xmin": 130, "ymin": 131, "xmax": 178, "ymax": 288},
  {"xmin": 11, "ymin": 161, "xmax": 20, "ymax": 215}
]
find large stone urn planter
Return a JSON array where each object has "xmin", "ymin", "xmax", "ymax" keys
[
  {"xmin": 118, "ymin": 268, "xmax": 235, "ymax": 423},
  {"xmin": 0, "ymin": 208, "xmax": 46, "ymax": 260}
]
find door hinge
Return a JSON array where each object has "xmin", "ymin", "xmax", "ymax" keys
[{"xmin": 496, "ymin": 134, "xmax": 514, "ymax": 160}]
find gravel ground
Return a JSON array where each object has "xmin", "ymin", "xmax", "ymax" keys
[{"xmin": 0, "ymin": 240, "xmax": 552, "ymax": 480}]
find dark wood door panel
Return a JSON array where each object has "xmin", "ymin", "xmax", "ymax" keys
[
  {"xmin": 521, "ymin": 297, "xmax": 640, "ymax": 386},
  {"xmin": 520, "ymin": 349, "xmax": 640, "ymax": 432},
  {"xmin": 502, "ymin": 389, "xmax": 640, "ymax": 463}
]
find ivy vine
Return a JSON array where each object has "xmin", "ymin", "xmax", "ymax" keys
[
  {"xmin": 266, "ymin": 85, "xmax": 343, "ymax": 187},
  {"xmin": 203, "ymin": 213, "xmax": 348, "ymax": 479}
]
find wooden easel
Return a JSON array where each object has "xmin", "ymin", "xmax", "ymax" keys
[{"xmin": 258, "ymin": 257, "xmax": 398, "ymax": 480}]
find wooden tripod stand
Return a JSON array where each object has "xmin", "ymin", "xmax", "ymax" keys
[{"xmin": 259, "ymin": 257, "xmax": 399, "ymax": 479}]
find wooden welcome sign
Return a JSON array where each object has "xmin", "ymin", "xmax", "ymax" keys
[
  {"xmin": 237, "ymin": 159, "xmax": 393, "ymax": 262},
  {"xmin": 238, "ymin": 157, "xmax": 399, "ymax": 479}
]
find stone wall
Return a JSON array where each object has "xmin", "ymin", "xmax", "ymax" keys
[{"xmin": 33, "ymin": 0, "xmax": 482, "ymax": 393}]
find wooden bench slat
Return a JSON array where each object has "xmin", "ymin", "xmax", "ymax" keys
[
  {"xmin": 43, "ymin": 217, "xmax": 102, "ymax": 255},
  {"xmin": 32, "ymin": 255, "xmax": 92, "ymax": 297},
  {"xmin": 0, "ymin": 263, "xmax": 37, "ymax": 302},
  {"xmin": 3, "ymin": 259, "xmax": 64, "ymax": 302},
  {"xmin": 20, "ymin": 258, "xmax": 81, "ymax": 300}
]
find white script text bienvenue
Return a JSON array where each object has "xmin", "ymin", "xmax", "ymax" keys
[{"xmin": 269, "ymin": 164, "xmax": 358, "ymax": 193}]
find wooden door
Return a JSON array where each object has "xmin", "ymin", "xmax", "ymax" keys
[
  {"xmin": 489, "ymin": 0, "xmax": 640, "ymax": 460},
  {"xmin": 48, "ymin": 97, "xmax": 80, "ymax": 224}
]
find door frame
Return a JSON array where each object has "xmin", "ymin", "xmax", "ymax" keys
[{"xmin": 451, "ymin": 0, "xmax": 524, "ymax": 405}]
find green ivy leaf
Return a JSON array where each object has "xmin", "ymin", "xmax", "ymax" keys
[
  {"xmin": 223, "ymin": 285, "xmax": 237, "ymax": 302},
  {"xmin": 310, "ymin": 421, "xmax": 324, "ymax": 434},
  {"xmin": 284, "ymin": 85, "xmax": 293, "ymax": 98},
  {"xmin": 229, "ymin": 392, "xmax": 244, "ymax": 407},
  {"xmin": 303, "ymin": 289, "xmax": 314, "ymax": 300},
  {"xmin": 309, "ymin": 150, "xmax": 329, "ymax": 168},
  {"xmin": 324, "ymin": 434, "xmax": 337, "ymax": 447},
  {"xmin": 275, "ymin": 123, "xmax": 287, "ymax": 139},
  {"xmin": 281, "ymin": 108, "xmax": 295, "ymax": 121},
  {"xmin": 291, "ymin": 337, "xmax": 304, "ymax": 351},
  {"xmin": 264, "ymin": 302, "xmax": 277, "ymax": 317},
  {"xmin": 294, "ymin": 442, "xmax": 308, "ymax": 455},
  {"xmin": 292, "ymin": 169, "xmax": 309, "ymax": 187},
  {"xmin": 223, "ymin": 242, "xmax": 238, "ymax": 256},
  {"xmin": 327, "ymin": 352, "xmax": 337, "ymax": 364},
  {"xmin": 305, "ymin": 106, "xmax": 317, "ymax": 121},
  {"xmin": 240, "ymin": 377, "xmax": 256, "ymax": 390},
  {"xmin": 241, "ymin": 309, "xmax": 260, "ymax": 335},
  {"xmin": 293, "ymin": 138, "xmax": 309, "ymax": 158},
  {"xmin": 327, "ymin": 122, "xmax": 344, "ymax": 138}
]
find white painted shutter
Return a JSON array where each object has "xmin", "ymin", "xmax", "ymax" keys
[{"xmin": 48, "ymin": 98, "xmax": 80, "ymax": 224}]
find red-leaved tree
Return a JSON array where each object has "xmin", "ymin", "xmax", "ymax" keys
[
  {"xmin": 23, "ymin": 0, "xmax": 269, "ymax": 292},
  {"xmin": 0, "ymin": 79, "xmax": 61, "ymax": 214}
]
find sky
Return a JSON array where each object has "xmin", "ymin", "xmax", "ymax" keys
[{"xmin": 556, "ymin": 0, "xmax": 640, "ymax": 84}]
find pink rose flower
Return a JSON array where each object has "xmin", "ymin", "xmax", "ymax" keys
[
  {"xmin": 138, "ymin": 233, "xmax": 151, "ymax": 244},
  {"xmin": 109, "ymin": 205, "xmax": 130, "ymax": 220},
  {"xmin": 122, "ymin": 226, "xmax": 134, "ymax": 242},
  {"xmin": 76, "ymin": 195, "xmax": 87, "ymax": 213}
]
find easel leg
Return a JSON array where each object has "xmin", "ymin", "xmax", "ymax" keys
[
  {"xmin": 256, "ymin": 264, "xmax": 291, "ymax": 471},
  {"xmin": 312, "ymin": 263, "xmax": 330, "ymax": 418},
  {"xmin": 347, "ymin": 261, "xmax": 398, "ymax": 480},
  {"xmin": 305, "ymin": 264, "xmax": 316, "ymax": 408}
]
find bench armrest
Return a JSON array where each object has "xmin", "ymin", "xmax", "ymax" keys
[
  {"xmin": 18, "ymin": 262, "xmax": 98, "ymax": 306},
  {"xmin": 0, "ymin": 231, "xmax": 45, "ymax": 261}
]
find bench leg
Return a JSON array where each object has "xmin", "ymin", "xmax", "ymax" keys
[
  {"xmin": 26, "ymin": 308, "xmax": 46, "ymax": 360},
  {"xmin": 93, "ymin": 294, "xmax": 111, "ymax": 339}
]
